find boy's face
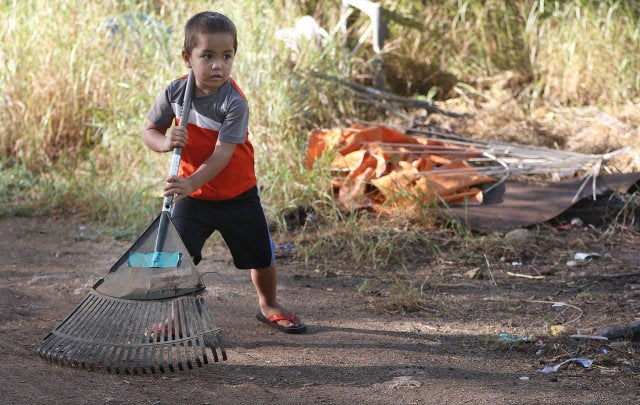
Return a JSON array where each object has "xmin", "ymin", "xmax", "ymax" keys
[{"xmin": 183, "ymin": 32, "xmax": 235, "ymax": 96}]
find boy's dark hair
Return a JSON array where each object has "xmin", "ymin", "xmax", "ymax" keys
[{"xmin": 184, "ymin": 11, "xmax": 238, "ymax": 55}]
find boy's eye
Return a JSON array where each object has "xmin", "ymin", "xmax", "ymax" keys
[
  {"xmin": 224, "ymin": 55, "xmax": 232, "ymax": 61},
  {"xmin": 203, "ymin": 54, "xmax": 212, "ymax": 60}
]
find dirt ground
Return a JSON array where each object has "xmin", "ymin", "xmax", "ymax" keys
[{"xmin": 1, "ymin": 208, "xmax": 639, "ymax": 404}]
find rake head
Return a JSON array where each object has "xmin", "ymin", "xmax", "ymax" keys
[{"xmin": 37, "ymin": 290, "xmax": 226, "ymax": 373}]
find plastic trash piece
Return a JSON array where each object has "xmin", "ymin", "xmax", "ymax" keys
[
  {"xmin": 574, "ymin": 252, "xmax": 600, "ymax": 261},
  {"xmin": 538, "ymin": 357, "xmax": 593, "ymax": 373},
  {"xmin": 499, "ymin": 333, "xmax": 533, "ymax": 342}
]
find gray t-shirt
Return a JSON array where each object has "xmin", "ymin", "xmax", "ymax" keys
[{"xmin": 147, "ymin": 76, "xmax": 249, "ymax": 144}]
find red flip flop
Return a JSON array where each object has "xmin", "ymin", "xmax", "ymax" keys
[
  {"xmin": 144, "ymin": 322, "xmax": 174, "ymax": 341},
  {"xmin": 256, "ymin": 312, "xmax": 307, "ymax": 334}
]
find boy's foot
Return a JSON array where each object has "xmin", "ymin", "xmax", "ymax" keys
[{"xmin": 256, "ymin": 311, "xmax": 307, "ymax": 334}]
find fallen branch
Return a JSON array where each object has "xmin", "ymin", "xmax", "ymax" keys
[
  {"xmin": 309, "ymin": 71, "xmax": 466, "ymax": 118},
  {"xmin": 429, "ymin": 282, "xmax": 478, "ymax": 289},
  {"xmin": 506, "ymin": 271, "xmax": 545, "ymax": 280}
]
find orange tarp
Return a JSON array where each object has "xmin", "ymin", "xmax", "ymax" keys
[{"xmin": 307, "ymin": 125, "xmax": 496, "ymax": 210}]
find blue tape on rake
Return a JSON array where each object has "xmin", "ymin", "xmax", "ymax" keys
[{"xmin": 128, "ymin": 251, "xmax": 180, "ymax": 268}]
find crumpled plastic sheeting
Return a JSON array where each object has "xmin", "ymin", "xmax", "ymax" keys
[
  {"xmin": 306, "ymin": 124, "xmax": 496, "ymax": 210},
  {"xmin": 538, "ymin": 357, "xmax": 593, "ymax": 373}
]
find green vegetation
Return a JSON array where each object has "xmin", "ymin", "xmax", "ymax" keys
[
  {"xmin": 0, "ymin": 0, "xmax": 357, "ymax": 227},
  {"xmin": 3, "ymin": 0, "xmax": 639, "ymax": 218}
]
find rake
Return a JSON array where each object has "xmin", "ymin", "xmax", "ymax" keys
[{"xmin": 38, "ymin": 69, "xmax": 227, "ymax": 373}]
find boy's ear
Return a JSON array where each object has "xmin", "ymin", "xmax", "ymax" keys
[{"xmin": 181, "ymin": 50, "xmax": 192, "ymax": 68}]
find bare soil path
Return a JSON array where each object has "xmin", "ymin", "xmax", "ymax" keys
[{"xmin": 1, "ymin": 215, "xmax": 639, "ymax": 404}]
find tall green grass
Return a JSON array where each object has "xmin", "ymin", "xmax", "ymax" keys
[
  {"xmin": 1, "ymin": 0, "xmax": 639, "ymax": 232},
  {"xmin": 379, "ymin": 0, "xmax": 640, "ymax": 105},
  {"xmin": 0, "ymin": 0, "xmax": 355, "ymax": 228}
]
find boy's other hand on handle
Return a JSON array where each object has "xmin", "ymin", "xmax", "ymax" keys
[{"xmin": 164, "ymin": 175, "xmax": 197, "ymax": 202}]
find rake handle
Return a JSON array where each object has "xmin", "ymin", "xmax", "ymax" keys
[
  {"xmin": 163, "ymin": 68, "xmax": 195, "ymax": 212},
  {"xmin": 155, "ymin": 69, "xmax": 195, "ymax": 253}
]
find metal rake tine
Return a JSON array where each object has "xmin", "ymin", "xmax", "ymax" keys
[
  {"xmin": 172, "ymin": 324, "xmax": 184, "ymax": 371},
  {"xmin": 126, "ymin": 301, "xmax": 147, "ymax": 373},
  {"xmin": 189, "ymin": 337, "xmax": 202, "ymax": 368},
  {"xmin": 159, "ymin": 300, "xmax": 172, "ymax": 373},
  {"xmin": 162, "ymin": 300, "xmax": 174, "ymax": 373},
  {"xmin": 119, "ymin": 299, "xmax": 143, "ymax": 374},
  {"xmin": 122, "ymin": 299, "xmax": 145, "ymax": 373},
  {"xmin": 178, "ymin": 297, "xmax": 190, "ymax": 340},
  {"xmin": 178, "ymin": 296, "xmax": 201, "ymax": 370},
  {"xmin": 191, "ymin": 298, "xmax": 209, "ymax": 365},
  {"xmin": 147, "ymin": 303, "xmax": 160, "ymax": 374},
  {"xmin": 160, "ymin": 300, "xmax": 173, "ymax": 373},
  {"xmin": 39, "ymin": 328, "xmax": 66, "ymax": 363},
  {"xmin": 196, "ymin": 298, "xmax": 221, "ymax": 362},
  {"xmin": 202, "ymin": 297, "xmax": 227, "ymax": 361},
  {"xmin": 38, "ymin": 295, "xmax": 84, "ymax": 360},
  {"xmin": 89, "ymin": 295, "xmax": 121, "ymax": 369},
  {"xmin": 67, "ymin": 294, "xmax": 105, "ymax": 368},
  {"xmin": 65, "ymin": 292, "xmax": 113, "ymax": 367},
  {"xmin": 108, "ymin": 299, "xmax": 135, "ymax": 373},
  {"xmin": 57, "ymin": 292, "xmax": 98, "ymax": 335},
  {"xmin": 185, "ymin": 297, "xmax": 205, "ymax": 367},
  {"xmin": 134, "ymin": 298, "xmax": 154, "ymax": 374},
  {"xmin": 119, "ymin": 300, "xmax": 139, "ymax": 374},
  {"xmin": 99, "ymin": 300, "xmax": 125, "ymax": 372},
  {"xmin": 167, "ymin": 300, "xmax": 182, "ymax": 372},
  {"xmin": 176, "ymin": 297, "xmax": 194, "ymax": 370},
  {"xmin": 215, "ymin": 331, "xmax": 227, "ymax": 361},
  {"xmin": 102, "ymin": 299, "xmax": 128, "ymax": 372},
  {"xmin": 194, "ymin": 297, "xmax": 214, "ymax": 365},
  {"xmin": 43, "ymin": 334, "xmax": 68, "ymax": 365},
  {"xmin": 115, "ymin": 301, "xmax": 137, "ymax": 374},
  {"xmin": 107, "ymin": 298, "xmax": 135, "ymax": 372},
  {"xmin": 149, "ymin": 301, "xmax": 163, "ymax": 373},
  {"xmin": 203, "ymin": 304, "xmax": 226, "ymax": 361},
  {"xmin": 182, "ymin": 337, "xmax": 200, "ymax": 369},
  {"xmin": 194, "ymin": 298, "xmax": 217, "ymax": 362},
  {"xmin": 41, "ymin": 293, "xmax": 96, "ymax": 363},
  {"xmin": 185, "ymin": 299, "xmax": 200, "ymax": 369},
  {"xmin": 205, "ymin": 333, "xmax": 219, "ymax": 363},
  {"xmin": 173, "ymin": 298, "xmax": 188, "ymax": 370},
  {"xmin": 168, "ymin": 300, "xmax": 181, "ymax": 373}
]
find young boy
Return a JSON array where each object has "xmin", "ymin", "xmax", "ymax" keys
[{"xmin": 142, "ymin": 11, "xmax": 306, "ymax": 334}]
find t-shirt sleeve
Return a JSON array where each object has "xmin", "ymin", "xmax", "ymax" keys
[
  {"xmin": 218, "ymin": 98, "xmax": 249, "ymax": 144},
  {"xmin": 146, "ymin": 87, "xmax": 176, "ymax": 130}
]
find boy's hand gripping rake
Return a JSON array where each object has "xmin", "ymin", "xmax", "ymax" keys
[{"xmin": 37, "ymin": 70, "xmax": 227, "ymax": 373}]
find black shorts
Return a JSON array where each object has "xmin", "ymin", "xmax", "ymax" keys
[{"xmin": 170, "ymin": 186, "xmax": 275, "ymax": 269}]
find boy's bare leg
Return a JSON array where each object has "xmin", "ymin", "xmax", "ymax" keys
[{"xmin": 251, "ymin": 265, "xmax": 299, "ymax": 327}]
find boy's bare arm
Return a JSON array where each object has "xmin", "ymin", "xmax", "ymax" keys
[
  {"xmin": 143, "ymin": 120, "xmax": 188, "ymax": 153},
  {"xmin": 188, "ymin": 140, "xmax": 236, "ymax": 188},
  {"xmin": 164, "ymin": 140, "xmax": 237, "ymax": 201}
]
